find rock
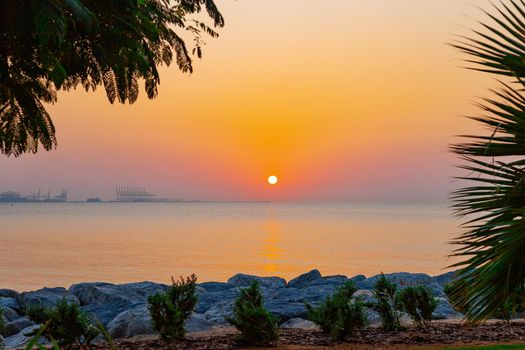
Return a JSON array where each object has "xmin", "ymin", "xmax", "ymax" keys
[
  {"xmin": 185, "ymin": 313, "xmax": 213, "ymax": 333},
  {"xmin": 1, "ymin": 307, "xmax": 20, "ymax": 322},
  {"xmin": 0, "ymin": 297, "xmax": 20, "ymax": 312},
  {"xmin": 84, "ymin": 300, "xmax": 145, "ymax": 326},
  {"xmin": 3, "ymin": 324, "xmax": 40, "ymax": 349},
  {"xmin": 195, "ymin": 288, "xmax": 239, "ymax": 314},
  {"xmin": 365, "ymin": 309, "xmax": 381, "ymax": 325},
  {"xmin": 107, "ymin": 305, "xmax": 154, "ymax": 339},
  {"xmin": 354, "ymin": 289, "xmax": 375, "ymax": 304},
  {"xmin": 0, "ymin": 335, "xmax": 3, "ymax": 349},
  {"xmin": 357, "ymin": 272, "xmax": 444, "ymax": 297},
  {"xmin": 288, "ymin": 270, "xmax": 322, "ymax": 288},
  {"xmin": 198, "ymin": 282, "xmax": 235, "ymax": 293},
  {"xmin": 433, "ymin": 271, "xmax": 458, "ymax": 286},
  {"xmin": 273, "ymin": 285, "xmax": 337, "ymax": 305},
  {"xmin": 70, "ymin": 281, "xmax": 167, "ymax": 307},
  {"xmin": 264, "ymin": 301, "xmax": 307, "ymax": 322},
  {"xmin": 204, "ymin": 299, "xmax": 235, "ymax": 325},
  {"xmin": 3, "ymin": 317, "xmax": 34, "ymax": 337},
  {"xmin": 19, "ymin": 287, "xmax": 78, "ymax": 310},
  {"xmin": 0, "ymin": 289, "xmax": 18, "ymax": 299},
  {"xmin": 69, "ymin": 281, "xmax": 167, "ymax": 325},
  {"xmin": 280, "ymin": 318, "xmax": 318, "ymax": 330},
  {"xmin": 308, "ymin": 275, "xmax": 348, "ymax": 288},
  {"xmin": 433, "ymin": 298, "xmax": 461, "ymax": 319},
  {"xmin": 227, "ymin": 274, "xmax": 287, "ymax": 289},
  {"xmin": 350, "ymin": 274, "xmax": 367, "ymax": 283}
]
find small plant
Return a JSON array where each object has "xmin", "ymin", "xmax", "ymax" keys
[
  {"xmin": 227, "ymin": 281, "xmax": 278, "ymax": 346},
  {"xmin": 397, "ymin": 286, "xmax": 437, "ymax": 329},
  {"xmin": 370, "ymin": 274, "xmax": 402, "ymax": 331},
  {"xmin": 26, "ymin": 299, "xmax": 99, "ymax": 349},
  {"xmin": 307, "ymin": 281, "xmax": 367, "ymax": 341},
  {"xmin": 24, "ymin": 325, "xmax": 61, "ymax": 350},
  {"xmin": 148, "ymin": 274, "xmax": 198, "ymax": 341}
]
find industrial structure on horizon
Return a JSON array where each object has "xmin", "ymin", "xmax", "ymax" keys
[
  {"xmin": 115, "ymin": 186, "xmax": 158, "ymax": 202},
  {"xmin": 0, "ymin": 189, "xmax": 68, "ymax": 202}
]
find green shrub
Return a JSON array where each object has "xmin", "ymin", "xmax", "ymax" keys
[
  {"xmin": 148, "ymin": 274, "xmax": 198, "ymax": 341},
  {"xmin": 227, "ymin": 281, "xmax": 278, "ymax": 346},
  {"xmin": 397, "ymin": 286, "xmax": 437, "ymax": 329},
  {"xmin": 370, "ymin": 274, "xmax": 402, "ymax": 331},
  {"xmin": 26, "ymin": 299, "xmax": 99, "ymax": 349},
  {"xmin": 307, "ymin": 281, "xmax": 367, "ymax": 341}
]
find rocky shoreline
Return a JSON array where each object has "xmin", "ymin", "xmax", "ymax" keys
[{"xmin": 0, "ymin": 270, "xmax": 460, "ymax": 349}]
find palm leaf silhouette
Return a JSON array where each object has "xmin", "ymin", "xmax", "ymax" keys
[{"xmin": 449, "ymin": 0, "xmax": 525, "ymax": 323}]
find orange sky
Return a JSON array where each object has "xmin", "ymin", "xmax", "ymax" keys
[{"xmin": 0, "ymin": 0, "xmax": 497, "ymax": 201}]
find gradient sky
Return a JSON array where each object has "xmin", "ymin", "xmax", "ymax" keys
[{"xmin": 0, "ymin": 0, "xmax": 497, "ymax": 201}]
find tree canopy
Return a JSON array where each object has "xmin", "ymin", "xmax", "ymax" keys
[
  {"xmin": 449, "ymin": 0, "xmax": 525, "ymax": 322},
  {"xmin": 0, "ymin": 0, "xmax": 224, "ymax": 156}
]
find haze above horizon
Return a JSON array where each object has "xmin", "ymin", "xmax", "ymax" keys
[{"xmin": 0, "ymin": 0, "xmax": 494, "ymax": 202}]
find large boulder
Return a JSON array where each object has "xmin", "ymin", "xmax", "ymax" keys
[
  {"xmin": 433, "ymin": 298, "xmax": 461, "ymax": 319},
  {"xmin": 0, "ymin": 290, "xmax": 18, "ymax": 299},
  {"xmin": 3, "ymin": 317, "xmax": 34, "ymax": 337},
  {"xmin": 70, "ymin": 281, "xmax": 167, "ymax": 307},
  {"xmin": 203, "ymin": 299, "xmax": 235, "ymax": 325},
  {"xmin": 195, "ymin": 287, "xmax": 239, "ymax": 314},
  {"xmin": 357, "ymin": 273, "xmax": 444, "ymax": 297},
  {"xmin": 433, "ymin": 271, "xmax": 458, "ymax": 287},
  {"xmin": 0, "ymin": 298, "xmax": 20, "ymax": 312},
  {"xmin": 227, "ymin": 274, "xmax": 287, "ymax": 289},
  {"xmin": 350, "ymin": 275, "xmax": 367, "ymax": 283},
  {"xmin": 3, "ymin": 324, "xmax": 40, "ymax": 349},
  {"xmin": 1, "ymin": 307, "xmax": 20, "ymax": 322},
  {"xmin": 280, "ymin": 318, "xmax": 317, "ymax": 330},
  {"xmin": 185, "ymin": 313, "xmax": 213, "ymax": 333},
  {"xmin": 264, "ymin": 301, "xmax": 307, "ymax": 322},
  {"xmin": 272, "ymin": 285, "xmax": 338, "ymax": 305},
  {"xmin": 198, "ymin": 282, "xmax": 235, "ymax": 293},
  {"xmin": 107, "ymin": 305, "xmax": 154, "ymax": 339},
  {"xmin": 288, "ymin": 270, "xmax": 322, "ymax": 288},
  {"xmin": 69, "ymin": 281, "xmax": 167, "ymax": 325},
  {"xmin": 19, "ymin": 287, "xmax": 78, "ymax": 309}
]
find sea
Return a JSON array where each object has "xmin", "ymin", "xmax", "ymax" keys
[{"xmin": 0, "ymin": 202, "xmax": 460, "ymax": 291}]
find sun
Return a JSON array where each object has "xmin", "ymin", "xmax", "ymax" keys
[{"xmin": 267, "ymin": 175, "xmax": 278, "ymax": 185}]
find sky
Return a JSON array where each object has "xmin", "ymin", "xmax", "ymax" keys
[{"xmin": 0, "ymin": 0, "xmax": 498, "ymax": 202}]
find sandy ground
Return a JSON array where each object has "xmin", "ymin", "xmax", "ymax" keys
[{"xmin": 88, "ymin": 321, "xmax": 525, "ymax": 350}]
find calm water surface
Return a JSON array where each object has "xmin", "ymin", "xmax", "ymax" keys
[{"xmin": 0, "ymin": 202, "xmax": 460, "ymax": 291}]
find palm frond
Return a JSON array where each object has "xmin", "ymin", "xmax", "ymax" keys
[{"xmin": 450, "ymin": 0, "xmax": 525, "ymax": 323}]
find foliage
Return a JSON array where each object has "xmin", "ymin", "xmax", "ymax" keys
[
  {"xmin": 26, "ymin": 299, "xmax": 99, "ymax": 348},
  {"xmin": 24, "ymin": 324, "xmax": 61, "ymax": 350},
  {"xmin": 370, "ymin": 274, "xmax": 402, "ymax": 331},
  {"xmin": 445, "ymin": 281, "xmax": 525, "ymax": 323},
  {"xmin": 227, "ymin": 281, "xmax": 278, "ymax": 346},
  {"xmin": 448, "ymin": 0, "xmax": 525, "ymax": 323},
  {"xmin": 148, "ymin": 274, "xmax": 198, "ymax": 341},
  {"xmin": 397, "ymin": 286, "xmax": 437, "ymax": 329},
  {"xmin": 0, "ymin": 0, "xmax": 224, "ymax": 156},
  {"xmin": 306, "ymin": 281, "xmax": 367, "ymax": 341}
]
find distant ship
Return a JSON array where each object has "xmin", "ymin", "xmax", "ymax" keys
[
  {"xmin": 0, "ymin": 189, "xmax": 68, "ymax": 202},
  {"xmin": 0, "ymin": 191, "xmax": 28, "ymax": 202},
  {"xmin": 86, "ymin": 197, "xmax": 102, "ymax": 202},
  {"xmin": 42, "ymin": 189, "xmax": 68, "ymax": 202}
]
